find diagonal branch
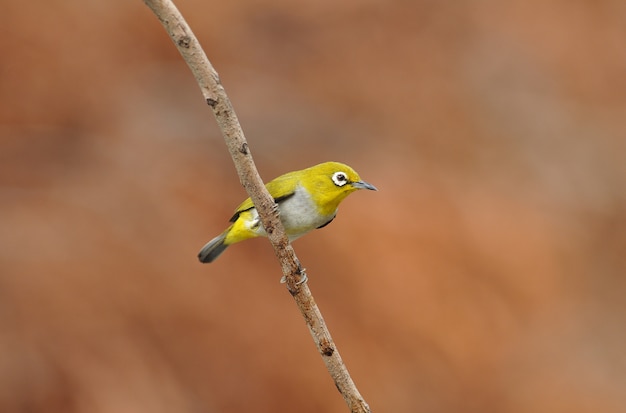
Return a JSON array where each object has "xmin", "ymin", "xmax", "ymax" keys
[{"xmin": 142, "ymin": 1, "xmax": 370, "ymax": 411}]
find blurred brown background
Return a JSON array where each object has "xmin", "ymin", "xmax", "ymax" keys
[{"xmin": 1, "ymin": 0, "xmax": 625, "ymax": 412}]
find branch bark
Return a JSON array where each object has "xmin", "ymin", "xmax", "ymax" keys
[{"xmin": 142, "ymin": 1, "xmax": 370, "ymax": 411}]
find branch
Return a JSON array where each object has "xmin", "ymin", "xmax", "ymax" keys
[{"xmin": 142, "ymin": 1, "xmax": 370, "ymax": 411}]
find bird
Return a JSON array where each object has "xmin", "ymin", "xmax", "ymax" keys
[{"xmin": 198, "ymin": 161, "xmax": 377, "ymax": 263}]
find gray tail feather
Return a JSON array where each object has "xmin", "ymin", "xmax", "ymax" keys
[{"xmin": 198, "ymin": 233, "xmax": 229, "ymax": 263}]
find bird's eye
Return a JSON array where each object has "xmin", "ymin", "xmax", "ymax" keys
[{"xmin": 332, "ymin": 172, "xmax": 348, "ymax": 187}]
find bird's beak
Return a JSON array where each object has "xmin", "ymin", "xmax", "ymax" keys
[{"xmin": 352, "ymin": 180, "xmax": 378, "ymax": 191}]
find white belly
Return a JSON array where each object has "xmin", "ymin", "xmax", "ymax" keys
[{"xmin": 246, "ymin": 185, "xmax": 336, "ymax": 241}]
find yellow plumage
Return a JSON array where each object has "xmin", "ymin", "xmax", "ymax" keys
[{"xmin": 198, "ymin": 161, "xmax": 376, "ymax": 263}]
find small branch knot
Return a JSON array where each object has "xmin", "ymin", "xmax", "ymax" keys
[
  {"xmin": 177, "ymin": 35, "xmax": 191, "ymax": 48},
  {"xmin": 206, "ymin": 97, "xmax": 218, "ymax": 107},
  {"xmin": 320, "ymin": 339, "xmax": 335, "ymax": 357},
  {"xmin": 239, "ymin": 142, "xmax": 249, "ymax": 154}
]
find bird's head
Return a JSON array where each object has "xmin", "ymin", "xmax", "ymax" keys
[{"xmin": 303, "ymin": 161, "xmax": 377, "ymax": 213}]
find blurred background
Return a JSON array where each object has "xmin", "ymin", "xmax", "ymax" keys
[{"xmin": 1, "ymin": 0, "xmax": 625, "ymax": 412}]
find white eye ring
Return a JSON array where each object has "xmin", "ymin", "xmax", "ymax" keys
[{"xmin": 332, "ymin": 171, "xmax": 349, "ymax": 187}]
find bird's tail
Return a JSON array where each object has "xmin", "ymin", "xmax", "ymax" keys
[{"xmin": 198, "ymin": 231, "xmax": 229, "ymax": 263}]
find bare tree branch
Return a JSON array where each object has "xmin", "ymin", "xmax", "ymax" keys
[{"xmin": 142, "ymin": 1, "xmax": 371, "ymax": 411}]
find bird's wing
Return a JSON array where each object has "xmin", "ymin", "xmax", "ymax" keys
[{"xmin": 229, "ymin": 173, "xmax": 298, "ymax": 222}]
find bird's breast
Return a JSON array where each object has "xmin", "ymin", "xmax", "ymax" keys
[
  {"xmin": 236, "ymin": 186, "xmax": 335, "ymax": 241},
  {"xmin": 277, "ymin": 186, "xmax": 335, "ymax": 239}
]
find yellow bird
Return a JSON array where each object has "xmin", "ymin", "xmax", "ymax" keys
[{"xmin": 198, "ymin": 161, "xmax": 377, "ymax": 263}]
